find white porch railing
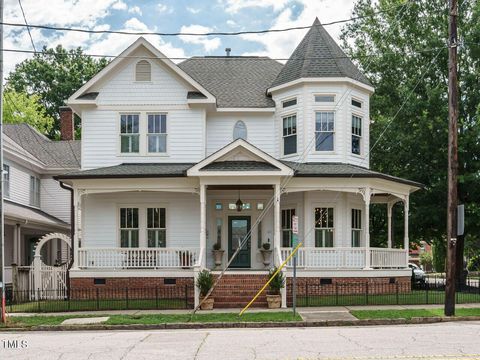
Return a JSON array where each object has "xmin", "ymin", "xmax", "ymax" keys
[
  {"xmin": 78, "ymin": 248, "xmax": 200, "ymax": 269},
  {"xmin": 280, "ymin": 247, "xmax": 407, "ymax": 269}
]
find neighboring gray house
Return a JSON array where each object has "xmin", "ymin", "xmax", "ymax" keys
[{"xmin": 3, "ymin": 118, "xmax": 80, "ymax": 287}]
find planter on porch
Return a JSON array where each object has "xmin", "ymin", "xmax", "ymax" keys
[
  {"xmin": 267, "ymin": 267, "xmax": 285, "ymax": 309},
  {"xmin": 260, "ymin": 249, "xmax": 273, "ymax": 267},
  {"xmin": 266, "ymin": 294, "xmax": 281, "ymax": 309},
  {"xmin": 212, "ymin": 243, "xmax": 224, "ymax": 268}
]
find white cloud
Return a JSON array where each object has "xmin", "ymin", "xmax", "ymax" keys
[
  {"xmin": 157, "ymin": 3, "xmax": 174, "ymax": 14},
  {"xmin": 179, "ymin": 25, "xmax": 221, "ymax": 53},
  {"xmin": 112, "ymin": 0, "xmax": 127, "ymax": 10},
  {"xmin": 240, "ymin": 0, "xmax": 355, "ymax": 62},
  {"xmin": 128, "ymin": 6, "xmax": 142, "ymax": 15},
  {"xmin": 186, "ymin": 7, "xmax": 201, "ymax": 14},
  {"xmin": 226, "ymin": 19, "xmax": 236, "ymax": 27},
  {"xmin": 221, "ymin": 0, "xmax": 290, "ymax": 14}
]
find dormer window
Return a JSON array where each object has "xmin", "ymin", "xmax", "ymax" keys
[
  {"xmin": 135, "ymin": 60, "xmax": 151, "ymax": 81},
  {"xmin": 233, "ymin": 120, "xmax": 247, "ymax": 140}
]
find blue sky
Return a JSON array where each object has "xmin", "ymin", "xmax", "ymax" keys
[{"xmin": 3, "ymin": 0, "xmax": 357, "ymax": 76}]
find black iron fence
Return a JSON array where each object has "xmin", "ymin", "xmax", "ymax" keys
[
  {"xmin": 287, "ymin": 276, "xmax": 480, "ymax": 307},
  {"xmin": 6, "ymin": 286, "xmax": 195, "ymax": 313}
]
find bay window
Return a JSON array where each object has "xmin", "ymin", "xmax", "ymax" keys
[
  {"xmin": 315, "ymin": 207, "xmax": 334, "ymax": 247},
  {"xmin": 315, "ymin": 111, "xmax": 334, "ymax": 151},
  {"xmin": 352, "ymin": 115, "xmax": 362, "ymax": 155},
  {"xmin": 283, "ymin": 114, "xmax": 297, "ymax": 155}
]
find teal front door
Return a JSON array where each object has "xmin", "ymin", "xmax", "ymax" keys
[{"xmin": 228, "ymin": 216, "xmax": 251, "ymax": 268}]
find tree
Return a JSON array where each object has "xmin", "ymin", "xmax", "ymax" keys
[
  {"xmin": 3, "ymin": 90, "xmax": 54, "ymax": 134},
  {"xmin": 341, "ymin": 0, "xmax": 480, "ymax": 278},
  {"xmin": 6, "ymin": 45, "xmax": 109, "ymax": 138}
]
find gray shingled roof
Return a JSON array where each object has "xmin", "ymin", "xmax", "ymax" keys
[
  {"xmin": 178, "ymin": 57, "xmax": 283, "ymax": 108},
  {"xmin": 5, "ymin": 199, "xmax": 69, "ymax": 228},
  {"xmin": 283, "ymin": 162, "xmax": 422, "ymax": 187},
  {"xmin": 270, "ymin": 18, "xmax": 371, "ymax": 88},
  {"xmin": 201, "ymin": 161, "xmax": 279, "ymax": 171},
  {"xmin": 57, "ymin": 163, "xmax": 194, "ymax": 179},
  {"xmin": 4, "ymin": 124, "xmax": 81, "ymax": 168}
]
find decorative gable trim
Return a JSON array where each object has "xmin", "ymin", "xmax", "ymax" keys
[
  {"xmin": 68, "ymin": 37, "xmax": 216, "ymax": 106},
  {"xmin": 267, "ymin": 77, "xmax": 375, "ymax": 95},
  {"xmin": 187, "ymin": 139, "xmax": 294, "ymax": 177}
]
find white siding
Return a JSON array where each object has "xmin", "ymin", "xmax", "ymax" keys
[
  {"xmin": 81, "ymin": 108, "xmax": 205, "ymax": 169},
  {"xmin": 40, "ymin": 177, "xmax": 71, "ymax": 223},
  {"xmin": 82, "ymin": 192, "xmax": 200, "ymax": 248},
  {"xmin": 206, "ymin": 113, "xmax": 275, "ymax": 156},
  {"xmin": 5, "ymin": 159, "xmax": 37, "ymax": 207}
]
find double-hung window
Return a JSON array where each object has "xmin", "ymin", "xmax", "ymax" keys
[
  {"xmin": 120, "ymin": 208, "xmax": 139, "ymax": 247},
  {"xmin": 120, "ymin": 114, "xmax": 140, "ymax": 153},
  {"xmin": 351, "ymin": 209, "xmax": 362, "ymax": 247},
  {"xmin": 281, "ymin": 209, "xmax": 296, "ymax": 247},
  {"xmin": 29, "ymin": 176, "xmax": 40, "ymax": 207},
  {"xmin": 352, "ymin": 115, "xmax": 362, "ymax": 155},
  {"xmin": 147, "ymin": 208, "xmax": 166, "ymax": 247},
  {"xmin": 315, "ymin": 112, "xmax": 334, "ymax": 151},
  {"xmin": 3, "ymin": 164, "xmax": 10, "ymax": 199},
  {"xmin": 314, "ymin": 207, "xmax": 334, "ymax": 247},
  {"xmin": 148, "ymin": 114, "xmax": 167, "ymax": 153},
  {"xmin": 282, "ymin": 114, "xmax": 297, "ymax": 155}
]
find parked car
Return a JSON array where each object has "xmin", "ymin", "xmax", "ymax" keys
[{"xmin": 408, "ymin": 263, "xmax": 426, "ymax": 283}]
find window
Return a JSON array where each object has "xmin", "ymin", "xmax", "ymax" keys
[
  {"xmin": 351, "ymin": 209, "xmax": 362, "ymax": 247},
  {"xmin": 315, "ymin": 112, "xmax": 334, "ymax": 151},
  {"xmin": 233, "ymin": 120, "xmax": 247, "ymax": 140},
  {"xmin": 282, "ymin": 98, "xmax": 297, "ymax": 108},
  {"xmin": 352, "ymin": 99, "xmax": 362, "ymax": 108},
  {"xmin": 315, "ymin": 207, "xmax": 334, "ymax": 247},
  {"xmin": 120, "ymin": 114, "xmax": 140, "ymax": 153},
  {"xmin": 135, "ymin": 60, "xmax": 151, "ymax": 81},
  {"xmin": 147, "ymin": 114, "xmax": 167, "ymax": 153},
  {"xmin": 315, "ymin": 95, "xmax": 335, "ymax": 103},
  {"xmin": 282, "ymin": 209, "xmax": 296, "ymax": 247},
  {"xmin": 29, "ymin": 176, "xmax": 40, "ymax": 207},
  {"xmin": 282, "ymin": 114, "xmax": 297, "ymax": 155},
  {"xmin": 120, "ymin": 208, "xmax": 139, "ymax": 247},
  {"xmin": 228, "ymin": 202, "xmax": 251, "ymax": 210},
  {"xmin": 3, "ymin": 164, "xmax": 9, "ymax": 199},
  {"xmin": 352, "ymin": 115, "xmax": 362, "ymax": 155},
  {"xmin": 256, "ymin": 202, "xmax": 264, "ymax": 210},
  {"xmin": 147, "ymin": 208, "xmax": 166, "ymax": 247}
]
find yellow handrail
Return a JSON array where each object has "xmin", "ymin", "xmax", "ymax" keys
[{"xmin": 239, "ymin": 242, "xmax": 303, "ymax": 316}]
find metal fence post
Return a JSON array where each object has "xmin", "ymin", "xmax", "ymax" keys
[
  {"xmin": 155, "ymin": 287, "xmax": 159, "ymax": 309},
  {"xmin": 425, "ymin": 283, "xmax": 429, "ymax": 305},
  {"xmin": 335, "ymin": 283, "xmax": 339, "ymax": 306},
  {"xmin": 126, "ymin": 288, "xmax": 129, "ymax": 309},
  {"xmin": 306, "ymin": 283, "xmax": 309, "ymax": 307},
  {"xmin": 185, "ymin": 284, "xmax": 189, "ymax": 309},
  {"xmin": 365, "ymin": 282, "xmax": 369, "ymax": 305},
  {"xmin": 396, "ymin": 282, "xmax": 399, "ymax": 305},
  {"xmin": 96, "ymin": 288, "xmax": 99, "ymax": 310},
  {"xmin": 37, "ymin": 289, "xmax": 41, "ymax": 312}
]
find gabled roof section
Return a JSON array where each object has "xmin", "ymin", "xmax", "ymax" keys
[
  {"xmin": 68, "ymin": 37, "xmax": 216, "ymax": 105},
  {"xmin": 187, "ymin": 139, "xmax": 293, "ymax": 176},
  {"xmin": 270, "ymin": 18, "xmax": 371, "ymax": 89},
  {"xmin": 178, "ymin": 57, "xmax": 283, "ymax": 108}
]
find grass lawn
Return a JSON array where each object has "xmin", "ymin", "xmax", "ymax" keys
[
  {"xmin": 351, "ymin": 307, "xmax": 480, "ymax": 320},
  {"xmin": 1, "ymin": 312, "xmax": 301, "ymax": 328}
]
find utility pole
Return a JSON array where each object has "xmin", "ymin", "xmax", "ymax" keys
[
  {"xmin": 0, "ymin": 0, "xmax": 5, "ymax": 323},
  {"xmin": 445, "ymin": 0, "xmax": 459, "ymax": 317}
]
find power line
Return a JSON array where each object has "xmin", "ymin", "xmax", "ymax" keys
[
  {"xmin": 0, "ymin": 2, "xmax": 412, "ymax": 38},
  {"xmin": 17, "ymin": 0, "xmax": 36, "ymax": 52}
]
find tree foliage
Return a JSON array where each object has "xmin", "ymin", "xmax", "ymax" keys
[
  {"xmin": 3, "ymin": 90, "xmax": 54, "ymax": 134},
  {"xmin": 6, "ymin": 45, "xmax": 108, "ymax": 138},
  {"xmin": 341, "ymin": 0, "xmax": 480, "ymax": 256}
]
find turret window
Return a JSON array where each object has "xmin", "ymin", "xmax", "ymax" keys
[
  {"xmin": 315, "ymin": 111, "xmax": 334, "ymax": 151},
  {"xmin": 352, "ymin": 115, "xmax": 362, "ymax": 155},
  {"xmin": 282, "ymin": 114, "xmax": 297, "ymax": 155}
]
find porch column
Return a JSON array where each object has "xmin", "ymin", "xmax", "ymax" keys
[
  {"xmin": 273, "ymin": 183, "xmax": 281, "ymax": 265},
  {"xmin": 364, "ymin": 187, "xmax": 371, "ymax": 269},
  {"xmin": 199, "ymin": 183, "xmax": 207, "ymax": 268},
  {"xmin": 13, "ymin": 224, "xmax": 21, "ymax": 265},
  {"xmin": 72, "ymin": 188, "xmax": 81, "ymax": 269},
  {"xmin": 403, "ymin": 195, "xmax": 410, "ymax": 267},
  {"xmin": 387, "ymin": 202, "xmax": 393, "ymax": 248}
]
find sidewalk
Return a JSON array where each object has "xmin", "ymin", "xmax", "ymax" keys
[{"xmin": 8, "ymin": 303, "xmax": 480, "ymax": 322}]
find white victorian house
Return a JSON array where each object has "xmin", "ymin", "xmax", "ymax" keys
[{"xmin": 57, "ymin": 19, "xmax": 421, "ymax": 308}]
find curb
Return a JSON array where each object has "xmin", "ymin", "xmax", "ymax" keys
[{"xmin": 1, "ymin": 316, "xmax": 480, "ymax": 332}]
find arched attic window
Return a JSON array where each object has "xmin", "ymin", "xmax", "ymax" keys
[
  {"xmin": 233, "ymin": 120, "xmax": 247, "ymax": 140},
  {"xmin": 135, "ymin": 60, "xmax": 151, "ymax": 81}
]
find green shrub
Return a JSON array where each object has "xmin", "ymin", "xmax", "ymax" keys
[
  {"xmin": 419, "ymin": 251, "xmax": 433, "ymax": 270},
  {"xmin": 196, "ymin": 270, "xmax": 214, "ymax": 297},
  {"xmin": 467, "ymin": 255, "xmax": 480, "ymax": 272},
  {"xmin": 268, "ymin": 267, "xmax": 285, "ymax": 295},
  {"xmin": 432, "ymin": 239, "xmax": 446, "ymax": 272}
]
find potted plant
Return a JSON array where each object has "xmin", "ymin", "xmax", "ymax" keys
[
  {"xmin": 260, "ymin": 240, "xmax": 273, "ymax": 267},
  {"xmin": 212, "ymin": 242, "xmax": 224, "ymax": 268},
  {"xmin": 196, "ymin": 269, "xmax": 215, "ymax": 310},
  {"xmin": 266, "ymin": 267, "xmax": 285, "ymax": 309}
]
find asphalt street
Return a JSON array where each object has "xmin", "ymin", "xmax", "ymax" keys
[{"xmin": 1, "ymin": 321, "xmax": 480, "ymax": 360}]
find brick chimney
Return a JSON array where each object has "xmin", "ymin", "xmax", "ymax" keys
[{"xmin": 59, "ymin": 106, "xmax": 74, "ymax": 140}]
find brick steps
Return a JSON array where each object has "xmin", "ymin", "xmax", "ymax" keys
[{"xmin": 209, "ymin": 275, "xmax": 270, "ymax": 308}]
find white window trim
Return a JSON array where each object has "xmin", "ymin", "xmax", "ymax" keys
[
  {"xmin": 118, "ymin": 112, "xmax": 141, "ymax": 156},
  {"xmin": 3, "ymin": 164, "xmax": 10, "ymax": 199},
  {"xmin": 313, "ymin": 205, "xmax": 335, "ymax": 247},
  {"xmin": 281, "ymin": 207, "xmax": 296, "ymax": 248},
  {"xmin": 146, "ymin": 112, "xmax": 169, "ymax": 156},
  {"xmin": 351, "ymin": 208, "xmax": 362, "ymax": 247},
  {"xmin": 313, "ymin": 93, "xmax": 336, "ymax": 104},
  {"xmin": 29, "ymin": 175, "xmax": 41, "ymax": 208},
  {"xmin": 119, "ymin": 207, "xmax": 140, "ymax": 248},
  {"xmin": 351, "ymin": 96, "xmax": 364, "ymax": 110},
  {"xmin": 281, "ymin": 113, "xmax": 298, "ymax": 157},
  {"xmin": 313, "ymin": 110, "xmax": 336, "ymax": 154},
  {"xmin": 117, "ymin": 203, "xmax": 169, "ymax": 248},
  {"xmin": 351, "ymin": 113, "xmax": 363, "ymax": 157},
  {"xmin": 281, "ymin": 97, "xmax": 298, "ymax": 109}
]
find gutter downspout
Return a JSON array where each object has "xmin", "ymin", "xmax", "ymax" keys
[{"xmin": 59, "ymin": 181, "xmax": 74, "ymax": 299}]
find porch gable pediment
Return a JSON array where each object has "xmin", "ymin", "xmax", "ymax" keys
[{"xmin": 187, "ymin": 139, "xmax": 293, "ymax": 177}]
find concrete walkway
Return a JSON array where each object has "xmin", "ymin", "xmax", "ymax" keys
[{"xmin": 7, "ymin": 303, "xmax": 480, "ymax": 322}]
